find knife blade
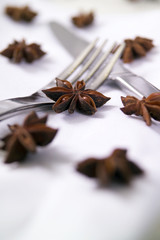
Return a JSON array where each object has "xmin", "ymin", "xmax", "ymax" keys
[{"xmin": 50, "ymin": 21, "xmax": 159, "ymax": 97}]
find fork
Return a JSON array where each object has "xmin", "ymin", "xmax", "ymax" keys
[{"xmin": 0, "ymin": 39, "xmax": 126, "ymax": 121}]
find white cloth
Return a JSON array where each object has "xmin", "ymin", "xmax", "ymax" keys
[{"xmin": 0, "ymin": 1, "xmax": 160, "ymax": 240}]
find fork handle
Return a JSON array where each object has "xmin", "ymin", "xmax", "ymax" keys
[
  {"xmin": 113, "ymin": 73, "xmax": 159, "ymax": 98},
  {"xmin": 0, "ymin": 102, "xmax": 53, "ymax": 121}
]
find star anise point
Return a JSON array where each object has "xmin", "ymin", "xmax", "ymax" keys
[
  {"xmin": 5, "ymin": 5, "xmax": 37, "ymax": 22},
  {"xmin": 1, "ymin": 111, "xmax": 58, "ymax": 163},
  {"xmin": 0, "ymin": 40, "xmax": 45, "ymax": 63},
  {"xmin": 122, "ymin": 36, "xmax": 154, "ymax": 63},
  {"xmin": 72, "ymin": 11, "xmax": 94, "ymax": 28},
  {"xmin": 77, "ymin": 149, "xmax": 143, "ymax": 186},
  {"xmin": 42, "ymin": 79, "xmax": 110, "ymax": 115},
  {"xmin": 120, "ymin": 92, "xmax": 160, "ymax": 126}
]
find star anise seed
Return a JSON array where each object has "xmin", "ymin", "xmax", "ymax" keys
[
  {"xmin": 122, "ymin": 36, "xmax": 154, "ymax": 63},
  {"xmin": 77, "ymin": 149, "xmax": 143, "ymax": 186},
  {"xmin": 5, "ymin": 5, "xmax": 37, "ymax": 22},
  {"xmin": 120, "ymin": 92, "xmax": 160, "ymax": 126},
  {"xmin": 0, "ymin": 111, "xmax": 58, "ymax": 163},
  {"xmin": 0, "ymin": 40, "xmax": 46, "ymax": 63},
  {"xmin": 72, "ymin": 12, "xmax": 94, "ymax": 28},
  {"xmin": 42, "ymin": 78, "xmax": 110, "ymax": 115}
]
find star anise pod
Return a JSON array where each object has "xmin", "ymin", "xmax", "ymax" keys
[
  {"xmin": 120, "ymin": 92, "xmax": 160, "ymax": 126},
  {"xmin": 0, "ymin": 39, "xmax": 46, "ymax": 63},
  {"xmin": 77, "ymin": 149, "xmax": 143, "ymax": 186},
  {"xmin": 42, "ymin": 78, "xmax": 110, "ymax": 115},
  {"xmin": 71, "ymin": 12, "xmax": 94, "ymax": 28},
  {"xmin": 122, "ymin": 36, "xmax": 154, "ymax": 63},
  {"xmin": 0, "ymin": 111, "xmax": 58, "ymax": 164},
  {"xmin": 5, "ymin": 5, "xmax": 37, "ymax": 22}
]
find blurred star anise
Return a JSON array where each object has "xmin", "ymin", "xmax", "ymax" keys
[
  {"xmin": 77, "ymin": 149, "xmax": 143, "ymax": 186},
  {"xmin": 122, "ymin": 36, "xmax": 154, "ymax": 63},
  {"xmin": 0, "ymin": 111, "xmax": 58, "ymax": 163},
  {"xmin": 120, "ymin": 92, "xmax": 160, "ymax": 126},
  {"xmin": 0, "ymin": 39, "xmax": 46, "ymax": 63},
  {"xmin": 5, "ymin": 5, "xmax": 37, "ymax": 22},
  {"xmin": 42, "ymin": 78, "xmax": 110, "ymax": 115},
  {"xmin": 72, "ymin": 12, "xmax": 94, "ymax": 28}
]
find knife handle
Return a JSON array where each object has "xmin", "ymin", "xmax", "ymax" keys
[{"xmin": 112, "ymin": 73, "xmax": 159, "ymax": 98}]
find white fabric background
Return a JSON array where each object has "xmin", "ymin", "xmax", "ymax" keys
[{"xmin": 0, "ymin": 0, "xmax": 160, "ymax": 240}]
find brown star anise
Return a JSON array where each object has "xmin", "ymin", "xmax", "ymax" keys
[
  {"xmin": 71, "ymin": 12, "xmax": 94, "ymax": 28},
  {"xmin": 77, "ymin": 149, "xmax": 143, "ymax": 186},
  {"xmin": 120, "ymin": 92, "xmax": 160, "ymax": 126},
  {"xmin": 42, "ymin": 78, "xmax": 110, "ymax": 115},
  {"xmin": 122, "ymin": 36, "xmax": 154, "ymax": 63},
  {"xmin": 0, "ymin": 111, "xmax": 58, "ymax": 164},
  {"xmin": 0, "ymin": 39, "xmax": 46, "ymax": 63},
  {"xmin": 5, "ymin": 5, "xmax": 37, "ymax": 22}
]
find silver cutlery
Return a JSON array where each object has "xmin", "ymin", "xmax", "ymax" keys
[
  {"xmin": 0, "ymin": 39, "xmax": 125, "ymax": 120},
  {"xmin": 50, "ymin": 21, "xmax": 159, "ymax": 98},
  {"xmin": 0, "ymin": 21, "xmax": 159, "ymax": 121}
]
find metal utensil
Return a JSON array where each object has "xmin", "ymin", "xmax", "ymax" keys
[
  {"xmin": 0, "ymin": 39, "xmax": 125, "ymax": 120},
  {"xmin": 50, "ymin": 21, "xmax": 159, "ymax": 98}
]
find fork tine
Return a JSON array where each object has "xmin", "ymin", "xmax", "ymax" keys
[
  {"xmin": 84, "ymin": 42, "xmax": 116, "ymax": 83},
  {"xmin": 0, "ymin": 40, "xmax": 125, "ymax": 121},
  {"xmin": 70, "ymin": 39, "xmax": 107, "ymax": 84},
  {"xmin": 57, "ymin": 38, "xmax": 98, "ymax": 80},
  {"xmin": 89, "ymin": 43, "xmax": 126, "ymax": 90}
]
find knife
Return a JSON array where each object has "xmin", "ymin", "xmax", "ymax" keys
[{"xmin": 50, "ymin": 21, "xmax": 159, "ymax": 97}]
